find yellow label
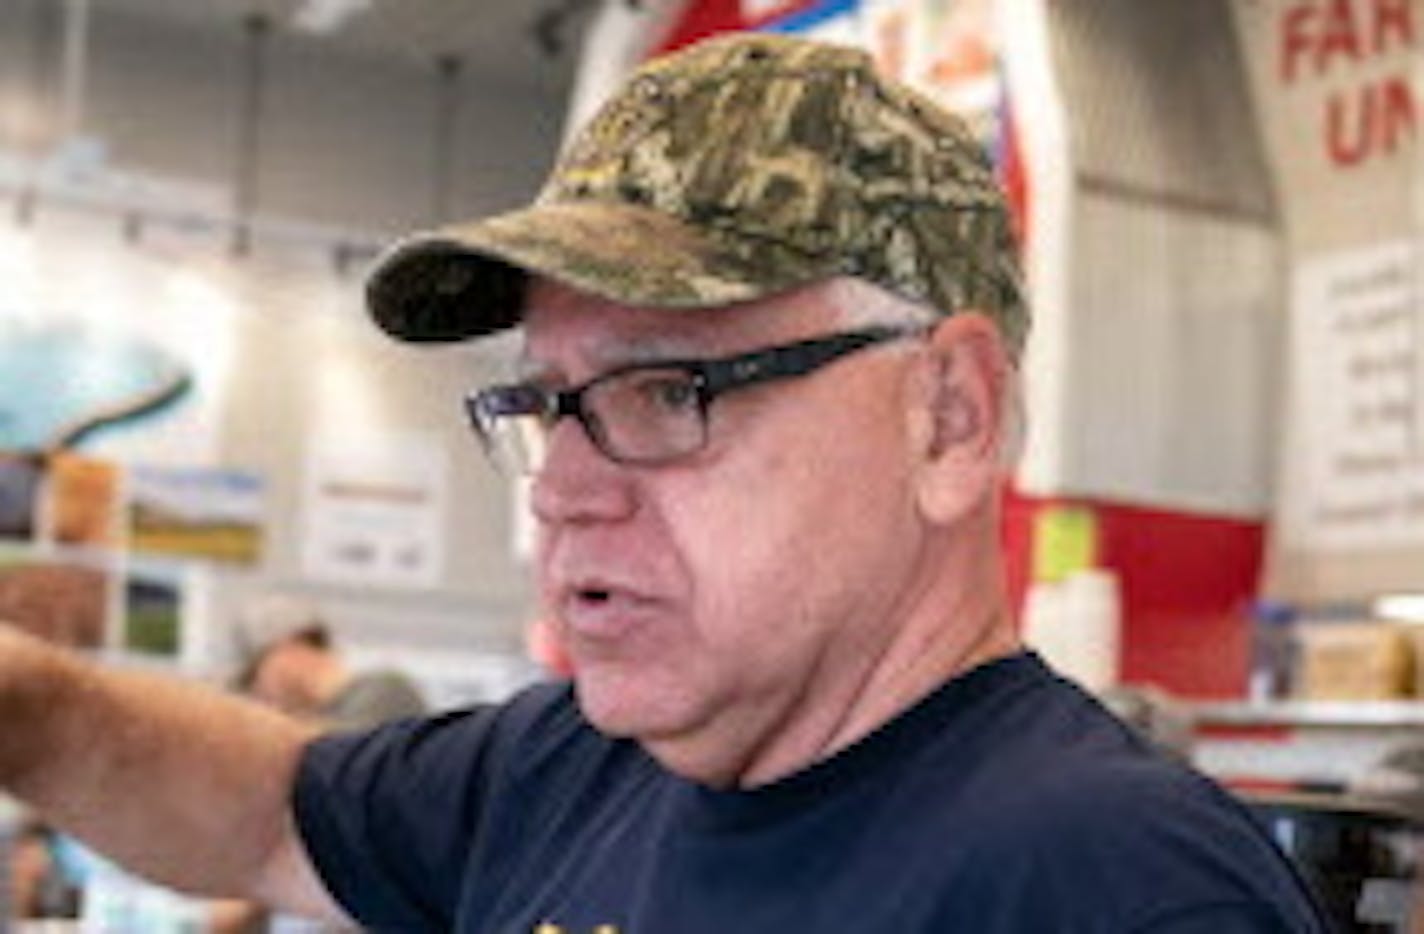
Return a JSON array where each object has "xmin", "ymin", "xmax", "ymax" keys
[{"xmin": 1032, "ymin": 505, "xmax": 1098, "ymax": 583}]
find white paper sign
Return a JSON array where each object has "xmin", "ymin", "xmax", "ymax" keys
[
  {"xmin": 1281, "ymin": 239, "xmax": 1424, "ymax": 550},
  {"xmin": 301, "ymin": 433, "xmax": 447, "ymax": 588}
]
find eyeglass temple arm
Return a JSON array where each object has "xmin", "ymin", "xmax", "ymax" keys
[{"xmin": 698, "ymin": 326, "xmax": 913, "ymax": 395}]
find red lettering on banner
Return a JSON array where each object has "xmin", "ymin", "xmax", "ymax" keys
[
  {"xmin": 1316, "ymin": 0, "xmax": 1365, "ymax": 72},
  {"xmin": 1327, "ymin": 85, "xmax": 1373, "ymax": 165},
  {"xmin": 1325, "ymin": 75, "xmax": 1418, "ymax": 166},
  {"xmin": 1373, "ymin": 0, "xmax": 1417, "ymax": 51},
  {"xmin": 1276, "ymin": 0, "xmax": 1419, "ymax": 168},
  {"xmin": 1279, "ymin": 0, "xmax": 1418, "ymax": 82},
  {"xmin": 1280, "ymin": 3, "xmax": 1318, "ymax": 81},
  {"xmin": 1380, "ymin": 75, "xmax": 1418, "ymax": 150}
]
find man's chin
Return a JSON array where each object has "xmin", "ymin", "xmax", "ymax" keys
[{"xmin": 572, "ymin": 674, "xmax": 682, "ymax": 741}]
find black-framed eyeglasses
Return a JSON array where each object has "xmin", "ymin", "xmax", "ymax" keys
[{"xmin": 464, "ymin": 324, "xmax": 926, "ymax": 474}]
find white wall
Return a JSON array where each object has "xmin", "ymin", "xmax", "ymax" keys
[
  {"xmin": 0, "ymin": 2, "xmax": 570, "ymax": 697},
  {"xmin": 1013, "ymin": 0, "xmax": 1286, "ymax": 517}
]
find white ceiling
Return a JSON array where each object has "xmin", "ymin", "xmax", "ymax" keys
[{"xmin": 86, "ymin": 0, "xmax": 591, "ymax": 88}]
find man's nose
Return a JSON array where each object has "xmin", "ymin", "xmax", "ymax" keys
[{"xmin": 529, "ymin": 416, "xmax": 637, "ymax": 525}]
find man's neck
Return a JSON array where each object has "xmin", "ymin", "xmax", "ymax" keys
[{"xmin": 822, "ymin": 603, "xmax": 1020, "ymax": 769}]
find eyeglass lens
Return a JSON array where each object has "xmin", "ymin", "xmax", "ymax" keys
[
  {"xmin": 473, "ymin": 366, "xmax": 709, "ymax": 474},
  {"xmin": 583, "ymin": 368, "xmax": 706, "ymax": 466},
  {"xmin": 480, "ymin": 410, "xmax": 550, "ymax": 475}
]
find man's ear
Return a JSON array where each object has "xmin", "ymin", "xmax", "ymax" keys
[{"xmin": 908, "ymin": 313, "xmax": 1009, "ymax": 525}]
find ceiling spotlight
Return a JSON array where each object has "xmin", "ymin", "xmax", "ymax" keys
[{"xmin": 292, "ymin": 0, "xmax": 374, "ymax": 35}]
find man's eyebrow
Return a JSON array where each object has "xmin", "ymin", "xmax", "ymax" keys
[{"xmin": 605, "ymin": 336, "xmax": 708, "ymax": 365}]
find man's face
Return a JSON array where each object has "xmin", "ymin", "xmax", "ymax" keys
[
  {"xmin": 523, "ymin": 280, "xmax": 931, "ymax": 780},
  {"xmin": 251, "ymin": 641, "xmax": 324, "ymax": 717}
]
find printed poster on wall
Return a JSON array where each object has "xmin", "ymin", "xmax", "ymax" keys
[
  {"xmin": 1278, "ymin": 240, "xmax": 1424, "ymax": 551},
  {"xmin": 886, "ymin": 0, "xmax": 1003, "ymax": 139},
  {"xmin": 301, "ymin": 433, "xmax": 448, "ymax": 589},
  {"xmin": 128, "ymin": 465, "xmax": 265, "ymax": 563}
]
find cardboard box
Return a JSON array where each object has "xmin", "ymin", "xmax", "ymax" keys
[{"xmin": 1293, "ymin": 622, "xmax": 1414, "ymax": 700}]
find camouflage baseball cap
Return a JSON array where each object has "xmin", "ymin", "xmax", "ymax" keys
[{"xmin": 367, "ymin": 32, "xmax": 1028, "ymax": 355}]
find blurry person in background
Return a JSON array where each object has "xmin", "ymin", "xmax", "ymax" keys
[
  {"xmin": 234, "ymin": 594, "xmax": 426, "ymax": 730},
  {"xmin": 0, "ymin": 32, "xmax": 1327, "ymax": 932},
  {"xmin": 210, "ymin": 594, "xmax": 428, "ymax": 933},
  {"xmin": 8, "ymin": 820, "xmax": 81, "ymax": 921}
]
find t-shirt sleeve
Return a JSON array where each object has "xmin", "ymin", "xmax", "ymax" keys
[{"xmin": 291, "ymin": 682, "xmax": 574, "ymax": 931}]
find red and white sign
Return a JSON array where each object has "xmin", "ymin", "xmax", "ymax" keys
[
  {"xmin": 1234, "ymin": 0, "xmax": 1424, "ymax": 600},
  {"xmin": 1234, "ymin": 0, "xmax": 1419, "ymax": 247},
  {"xmin": 1278, "ymin": 0, "xmax": 1418, "ymax": 170}
]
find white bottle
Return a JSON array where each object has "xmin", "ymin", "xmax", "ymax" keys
[
  {"xmin": 1062, "ymin": 569, "xmax": 1123, "ymax": 694},
  {"xmin": 1021, "ymin": 580, "xmax": 1070, "ymax": 670},
  {"xmin": 1023, "ymin": 569, "xmax": 1123, "ymax": 694}
]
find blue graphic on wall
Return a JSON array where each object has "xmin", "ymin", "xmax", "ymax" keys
[
  {"xmin": 0, "ymin": 320, "xmax": 193, "ymax": 451},
  {"xmin": 755, "ymin": 0, "xmax": 858, "ymax": 34}
]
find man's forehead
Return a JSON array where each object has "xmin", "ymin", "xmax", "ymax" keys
[
  {"xmin": 519, "ymin": 296, "xmax": 715, "ymax": 375},
  {"xmin": 517, "ymin": 278, "xmax": 833, "ymax": 371},
  {"xmin": 517, "ymin": 326, "xmax": 703, "ymax": 377}
]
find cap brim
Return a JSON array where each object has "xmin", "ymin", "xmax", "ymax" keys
[{"xmin": 366, "ymin": 200, "xmax": 838, "ymax": 343}]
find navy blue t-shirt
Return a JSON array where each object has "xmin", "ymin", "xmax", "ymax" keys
[{"xmin": 293, "ymin": 653, "xmax": 1326, "ymax": 932}]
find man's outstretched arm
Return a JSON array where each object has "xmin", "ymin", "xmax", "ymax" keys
[{"xmin": 0, "ymin": 624, "xmax": 351, "ymax": 924}]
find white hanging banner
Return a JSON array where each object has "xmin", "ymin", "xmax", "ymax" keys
[{"xmin": 1230, "ymin": 0, "xmax": 1424, "ymax": 599}]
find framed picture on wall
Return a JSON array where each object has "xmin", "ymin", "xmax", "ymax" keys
[
  {"xmin": 121, "ymin": 563, "xmax": 185, "ymax": 658},
  {"xmin": 127, "ymin": 465, "xmax": 264, "ymax": 564},
  {"xmin": 46, "ymin": 452, "xmax": 123, "ymax": 548},
  {"xmin": 0, "ymin": 452, "xmax": 44, "ymax": 541}
]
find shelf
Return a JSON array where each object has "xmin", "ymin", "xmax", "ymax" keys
[{"xmin": 1192, "ymin": 699, "xmax": 1424, "ymax": 729}]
